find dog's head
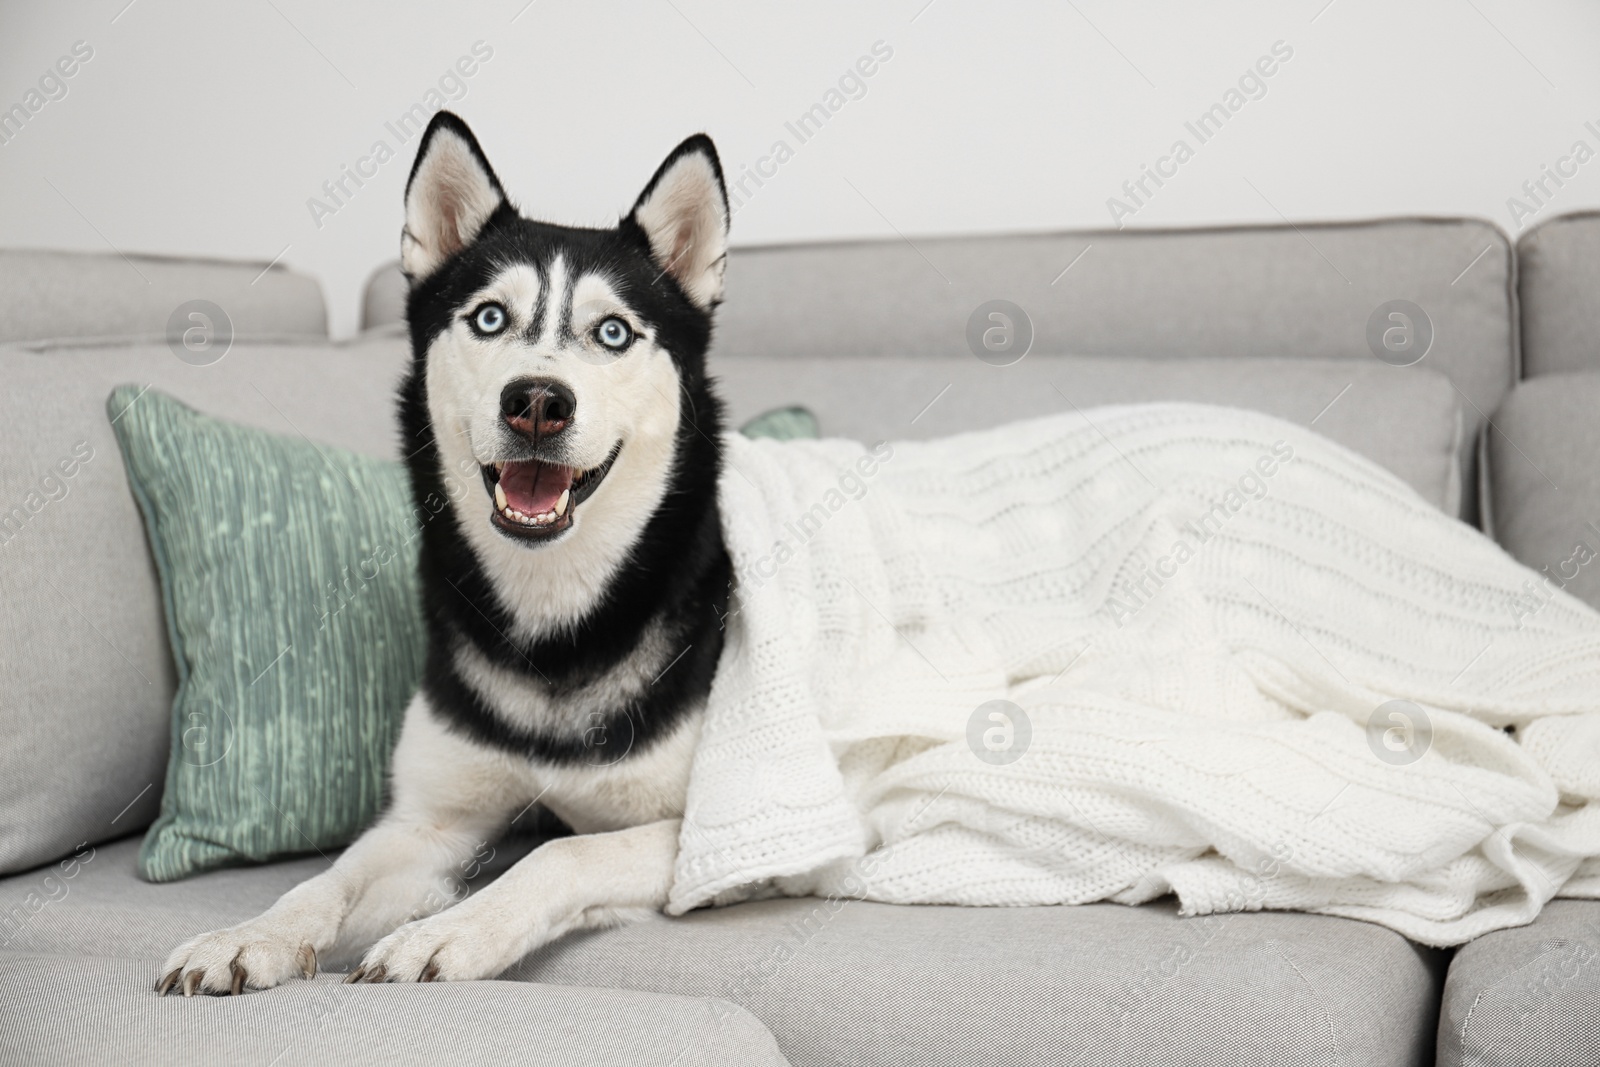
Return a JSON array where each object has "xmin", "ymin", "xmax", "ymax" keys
[{"xmin": 398, "ymin": 112, "xmax": 727, "ymax": 619}]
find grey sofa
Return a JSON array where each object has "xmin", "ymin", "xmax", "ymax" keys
[{"xmin": 1, "ymin": 214, "xmax": 1596, "ymax": 1065}]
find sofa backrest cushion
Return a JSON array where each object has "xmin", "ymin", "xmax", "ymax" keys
[
  {"xmin": 361, "ymin": 261, "xmax": 408, "ymax": 335},
  {"xmin": 715, "ymin": 355, "xmax": 1464, "ymax": 517},
  {"xmin": 1517, "ymin": 212, "xmax": 1600, "ymax": 377},
  {"xmin": 0, "ymin": 250, "xmax": 327, "ymax": 345},
  {"xmin": 0, "ymin": 335, "xmax": 409, "ymax": 876},
  {"xmin": 1480, "ymin": 372, "xmax": 1600, "ymax": 612}
]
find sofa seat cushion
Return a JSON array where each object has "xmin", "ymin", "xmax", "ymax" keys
[
  {"xmin": 1436, "ymin": 899, "xmax": 1600, "ymax": 1066},
  {"xmin": 0, "ymin": 835, "xmax": 787, "ymax": 1067},
  {"xmin": 1481, "ymin": 372, "xmax": 1600, "ymax": 612},
  {"xmin": 1, "ymin": 836, "xmax": 1444, "ymax": 1067},
  {"xmin": 519, "ymin": 895, "xmax": 1444, "ymax": 1067},
  {"xmin": 0, "ymin": 953, "xmax": 788, "ymax": 1067}
]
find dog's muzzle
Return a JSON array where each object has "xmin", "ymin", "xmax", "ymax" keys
[{"xmin": 481, "ymin": 444, "xmax": 621, "ymax": 542}]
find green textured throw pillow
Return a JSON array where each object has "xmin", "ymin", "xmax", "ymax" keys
[
  {"xmin": 110, "ymin": 388, "xmax": 818, "ymax": 882},
  {"xmin": 110, "ymin": 387, "xmax": 426, "ymax": 882}
]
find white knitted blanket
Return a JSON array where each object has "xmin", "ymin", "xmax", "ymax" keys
[{"xmin": 670, "ymin": 403, "xmax": 1600, "ymax": 945}]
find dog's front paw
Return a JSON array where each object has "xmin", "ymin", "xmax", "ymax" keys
[
  {"xmin": 347, "ymin": 906, "xmax": 534, "ymax": 984},
  {"xmin": 157, "ymin": 921, "xmax": 318, "ymax": 996}
]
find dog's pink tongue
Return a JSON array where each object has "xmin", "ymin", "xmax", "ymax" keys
[{"xmin": 500, "ymin": 460, "xmax": 573, "ymax": 514}]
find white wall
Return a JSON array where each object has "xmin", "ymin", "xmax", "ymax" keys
[{"xmin": 3, "ymin": 0, "xmax": 1598, "ymax": 337}]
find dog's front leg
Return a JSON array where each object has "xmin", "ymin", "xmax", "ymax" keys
[
  {"xmin": 156, "ymin": 811, "xmax": 497, "ymax": 995},
  {"xmin": 157, "ymin": 698, "xmax": 527, "ymax": 995},
  {"xmin": 348, "ymin": 818, "xmax": 681, "ymax": 984}
]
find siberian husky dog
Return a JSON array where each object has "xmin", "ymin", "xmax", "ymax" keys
[{"xmin": 159, "ymin": 111, "xmax": 732, "ymax": 994}]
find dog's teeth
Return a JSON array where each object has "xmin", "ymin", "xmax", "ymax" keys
[
  {"xmin": 494, "ymin": 483, "xmax": 508, "ymax": 511},
  {"xmin": 494, "ymin": 461, "xmax": 504, "ymax": 473},
  {"xmin": 556, "ymin": 489, "xmax": 570, "ymax": 515}
]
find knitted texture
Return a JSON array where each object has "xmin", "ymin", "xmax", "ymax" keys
[{"xmin": 670, "ymin": 403, "xmax": 1600, "ymax": 946}]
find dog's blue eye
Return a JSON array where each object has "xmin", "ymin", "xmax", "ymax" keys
[
  {"xmin": 595, "ymin": 317, "xmax": 633, "ymax": 350},
  {"xmin": 474, "ymin": 304, "xmax": 507, "ymax": 334}
]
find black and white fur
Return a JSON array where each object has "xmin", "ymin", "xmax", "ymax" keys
[{"xmin": 159, "ymin": 112, "xmax": 733, "ymax": 994}]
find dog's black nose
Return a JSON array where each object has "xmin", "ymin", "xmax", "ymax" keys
[{"xmin": 500, "ymin": 378, "xmax": 576, "ymax": 438}]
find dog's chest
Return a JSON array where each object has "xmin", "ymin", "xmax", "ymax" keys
[
  {"xmin": 451, "ymin": 636, "xmax": 700, "ymax": 833},
  {"xmin": 452, "ymin": 612, "xmax": 678, "ymax": 734},
  {"xmin": 531, "ymin": 709, "xmax": 701, "ymax": 834}
]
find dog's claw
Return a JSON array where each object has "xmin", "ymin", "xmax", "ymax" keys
[
  {"xmin": 182, "ymin": 969, "xmax": 203, "ymax": 997},
  {"xmin": 344, "ymin": 966, "xmax": 366, "ymax": 984},
  {"xmin": 156, "ymin": 968, "xmax": 181, "ymax": 995},
  {"xmin": 298, "ymin": 943, "xmax": 317, "ymax": 979},
  {"xmin": 363, "ymin": 964, "xmax": 387, "ymax": 984},
  {"xmin": 420, "ymin": 955, "xmax": 441, "ymax": 983},
  {"xmin": 229, "ymin": 961, "xmax": 246, "ymax": 996}
]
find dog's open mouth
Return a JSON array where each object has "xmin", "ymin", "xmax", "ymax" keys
[{"xmin": 481, "ymin": 444, "xmax": 621, "ymax": 541}]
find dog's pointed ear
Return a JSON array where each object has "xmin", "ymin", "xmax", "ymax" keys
[
  {"xmin": 402, "ymin": 112, "xmax": 508, "ymax": 282},
  {"xmin": 627, "ymin": 135, "xmax": 729, "ymax": 309}
]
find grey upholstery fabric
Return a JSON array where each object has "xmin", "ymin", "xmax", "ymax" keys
[
  {"xmin": 0, "ymin": 250, "xmax": 327, "ymax": 344},
  {"xmin": 1479, "ymin": 373, "xmax": 1600, "ymax": 611},
  {"xmin": 1517, "ymin": 211, "xmax": 1600, "ymax": 377},
  {"xmin": 718, "ymin": 221, "xmax": 1511, "ymax": 520},
  {"xmin": 520, "ymin": 897, "xmax": 1445, "ymax": 1067},
  {"xmin": 714, "ymin": 355, "xmax": 1464, "ymax": 516},
  {"xmin": 0, "ymin": 955, "xmax": 789, "ymax": 1067},
  {"xmin": 0, "ymin": 836, "xmax": 333, "ymax": 961},
  {"xmin": 0, "ymin": 336, "xmax": 411, "ymax": 875},
  {"xmin": 1436, "ymin": 899, "xmax": 1600, "ymax": 1066},
  {"xmin": 361, "ymin": 260, "xmax": 407, "ymax": 334},
  {"xmin": 1, "ymin": 836, "xmax": 1441, "ymax": 1067}
]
